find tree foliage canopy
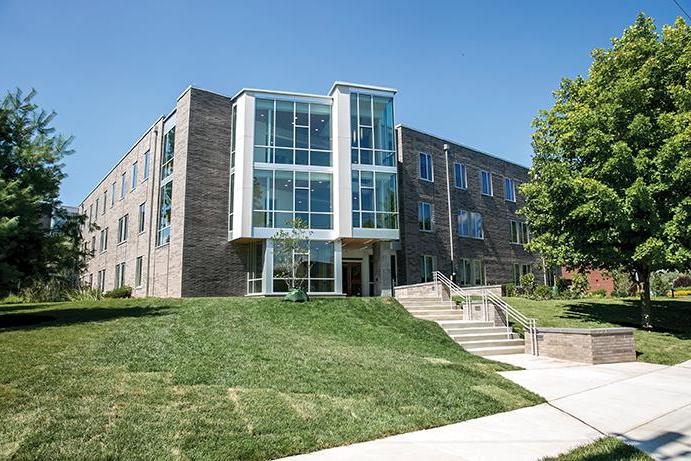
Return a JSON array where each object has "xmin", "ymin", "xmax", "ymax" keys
[
  {"xmin": 523, "ymin": 14, "xmax": 691, "ymax": 278},
  {"xmin": 0, "ymin": 88, "xmax": 82, "ymax": 295}
]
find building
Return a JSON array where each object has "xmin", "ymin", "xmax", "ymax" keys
[
  {"xmin": 78, "ymin": 82, "xmax": 539, "ymax": 297},
  {"xmin": 395, "ymin": 126, "xmax": 540, "ymax": 287}
]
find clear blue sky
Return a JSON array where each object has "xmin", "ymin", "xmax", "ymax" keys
[{"xmin": 0, "ymin": 0, "xmax": 685, "ymax": 205}]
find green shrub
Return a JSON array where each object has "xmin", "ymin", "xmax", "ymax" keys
[
  {"xmin": 520, "ymin": 273, "xmax": 536, "ymax": 296},
  {"xmin": 503, "ymin": 283, "xmax": 516, "ymax": 297},
  {"xmin": 555, "ymin": 277, "xmax": 570, "ymax": 293},
  {"xmin": 451, "ymin": 295, "xmax": 466, "ymax": 305},
  {"xmin": 104, "ymin": 286, "xmax": 132, "ymax": 299},
  {"xmin": 590, "ymin": 288, "xmax": 607, "ymax": 298},
  {"xmin": 531, "ymin": 284, "xmax": 552, "ymax": 300},
  {"xmin": 571, "ymin": 272, "xmax": 590, "ymax": 297},
  {"xmin": 607, "ymin": 269, "xmax": 634, "ymax": 297},
  {"xmin": 20, "ymin": 279, "xmax": 68, "ymax": 303},
  {"xmin": 673, "ymin": 274, "xmax": 691, "ymax": 288},
  {"xmin": 0, "ymin": 293, "xmax": 24, "ymax": 304},
  {"xmin": 652, "ymin": 271, "xmax": 678, "ymax": 297},
  {"xmin": 67, "ymin": 288, "xmax": 103, "ymax": 302}
]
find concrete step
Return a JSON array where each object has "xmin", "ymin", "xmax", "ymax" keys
[
  {"xmin": 459, "ymin": 338, "xmax": 525, "ymax": 349},
  {"xmin": 402, "ymin": 304, "xmax": 456, "ymax": 311},
  {"xmin": 396, "ymin": 297, "xmax": 445, "ymax": 303},
  {"xmin": 450, "ymin": 332, "xmax": 518, "ymax": 342},
  {"xmin": 398, "ymin": 301, "xmax": 454, "ymax": 308},
  {"xmin": 443, "ymin": 326, "xmax": 508, "ymax": 336},
  {"xmin": 467, "ymin": 345, "xmax": 526, "ymax": 356},
  {"xmin": 414, "ymin": 313, "xmax": 465, "ymax": 321},
  {"xmin": 436, "ymin": 320, "xmax": 494, "ymax": 329},
  {"xmin": 407, "ymin": 309, "xmax": 463, "ymax": 316}
]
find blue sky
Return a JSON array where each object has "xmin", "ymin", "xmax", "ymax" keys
[{"xmin": 0, "ymin": 0, "xmax": 685, "ymax": 205}]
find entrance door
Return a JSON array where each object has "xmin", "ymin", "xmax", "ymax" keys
[{"xmin": 342, "ymin": 261, "xmax": 362, "ymax": 296}]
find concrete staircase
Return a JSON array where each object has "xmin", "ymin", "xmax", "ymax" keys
[{"xmin": 396, "ymin": 296, "xmax": 525, "ymax": 356}]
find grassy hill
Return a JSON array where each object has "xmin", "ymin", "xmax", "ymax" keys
[{"xmin": 0, "ymin": 297, "xmax": 542, "ymax": 460}]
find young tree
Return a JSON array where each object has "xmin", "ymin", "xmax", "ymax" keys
[
  {"xmin": 522, "ymin": 14, "xmax": 691, "ymax": 328},
  {"xmin": 271, "ymin": 218, "xmax": 312, "ymax": 296},
  {"xmin": 0, "ymin": 88, "xmax": 80, "ymax": 295}
]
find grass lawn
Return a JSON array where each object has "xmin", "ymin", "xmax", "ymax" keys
[
  {"xmin": 0, "ymin": 297, "xmax": 542, "ymax": 460},
  {"xmin": 506, "ymin": 296, "xmax": 691, "ymax": 365},
  {"xmin": 542, "ymin": 437, "xmax": 651, "ymax": 460}
]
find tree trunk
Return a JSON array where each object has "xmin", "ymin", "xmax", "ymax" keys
[{"xmin": 641, "ymin": 269, "xmax": 652, "ymax": 330}]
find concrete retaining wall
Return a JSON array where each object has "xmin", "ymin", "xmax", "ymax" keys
[{"xmin": 526, "ymin": 327, "xmax": 636, "ymax": 364}]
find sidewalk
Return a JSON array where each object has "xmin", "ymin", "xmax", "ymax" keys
[{"xmin": 279, "ymin": 357, "xmax": 691, "ymax": 461}]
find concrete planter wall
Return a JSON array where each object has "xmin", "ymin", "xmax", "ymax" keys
[{"xmin": 525, "ymin": 327, "xmax": 636, "ymax": 364}]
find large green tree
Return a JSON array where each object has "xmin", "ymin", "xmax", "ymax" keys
[
  {"xmin": 0, "ymin": 88, "xmax": 83, "ymax": 296},
  {"xmin": 522, "ymin": 14, "xmax": 691, "ymax": 328}
]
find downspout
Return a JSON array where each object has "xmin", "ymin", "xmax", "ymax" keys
[
  {"xmin": 444, "ymin": 144, "xmax": 455, "ymax": 281},
  {"xmin": 145, "ymin": 123, "xmax": 160, "ymax": 297}
]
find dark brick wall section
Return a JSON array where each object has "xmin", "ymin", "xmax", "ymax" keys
[
  {"xmin": 396, "ymin": 126, "xmax": 542, "ymax": 286},
  {"xmin": 181, "ymin": 89, "xmax": 248, "ymax": 296}
]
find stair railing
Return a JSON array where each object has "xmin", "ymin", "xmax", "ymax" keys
[
  {"xmin": 433, "ymin": 271, "xmax": 471, "ymax": 313},
  {"xmin": 482, "ymin": 290, "xmax": 539, "ymax": 355}
]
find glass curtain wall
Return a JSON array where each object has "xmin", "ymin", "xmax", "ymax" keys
[
  {"xmin": 254, "ymin": 98, "xmax": 331, "ymax": 166},
  {"xmin": 351, "ymin": 170, "xmax": 398, "ymax": 229},
  {"xmin": 252, "ymin": 169, "xmax": 333, "ymax": 229},
  {"xmin": 272, "ymin": 240, "xmax": 335, "ymax": 293}
]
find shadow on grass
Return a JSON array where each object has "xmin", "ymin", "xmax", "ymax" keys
[
  {"xmin": 0, "ymin": 303, "xmax": 60, "ymax": 314},
  {"xmin": 0, "ymin": 304, "xmax": 173, "ymax": 332},
  {"xmin": 561, "ymin": 299, "xmax": 691, "ymax": 339}
]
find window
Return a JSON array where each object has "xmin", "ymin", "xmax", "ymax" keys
[
  {"xmin": 228, "ymin": 173, "xmax": 235, "ymax": 232},
  {"xmin": 420, "ymin": 255, "xmax": 436, "ymax": 283},
  {"xmin": 117, "ymin": 215, "xmax": 128, "ymax": 243},
  {"xmin": 99, "ymin": 228, "xmax": 108, "ymax": 252},
  {"xmin": 513, "ymin": 263, "xmax": 533, "ymax": 285},
  {"xmin": 143, "ymin": 151, "xmax": 150, "ymax": 180},
  {"xmin": 131, "ymin": 162, "xmax": 138, "ymax": 190},
  {"xmin": 458, "ymin": 258, "xmax": 485, "ymax": 286},
  {"xmin": 120, "ymin": 172, "xmax": 126, "ymax": 200},
  {"xmin": 89, "ymin": 204, "xmax": 93, "ymax": 224},
  {"xmin": 418, "ymin": 202, "xmax": 433, "ymax": 231},
  {"xmin": 254, "ymin": 98, "xmax": 332, "ymax": 166},
  {"xmin": 458, "ymin": 210, "xmax": 469, "ymax": 236},
  {"xmin": 458, "ymin": 210, "xmax": 483, "ymax": 239},
  {"xmin": 90, "ymin": 236, "xmax": 96, "ymax": 256},
  {"xmin": 351, "ymin": 170, "xmax": 398, "ymax": 229},
  {"xmin": 102, "ymin": 191, "xmax": 106, "ymax": 214},
  {"xmin": 504, "ymin": 177, "xmax": 516, "ymax": 202},
  {"xmin": 252, "ymin": 169, "xmax": 333, "ymax": 229},
  {"xmin": 157, "ymin": 182, "xmax": 172, "ymax": 245},
  {"xmin": 135, "ymin": 256, "xmax": 143, "ymax": 287},
  {"xmin": 230, "ymin": 104, "xmax": 237, "ymax": 169},
  {"xmin": 272, "ymin": 240, "xmax": 335, "ymax": 293},
  {"xmin": 247, "ymin": 242, "xmax": 264, "ymax": 294},
  {"xmin": 114, "ymin": 262, "xmax": 125, "ymax": 289},
  {"xmin": 138, "ymin": 202, "xmax": 146, "ymax": 233},
  {"xmin": 350, "ymin": 93, "xmax": 395, "ymax": 166},
  {"xmin": 88, "ymin": 273, "xmax": 93, "ymax": 288},
  {"xmin": 510, "ymin": 220, "xmax": 530, "ymax": 244},
  {"xmin": 480, "ymin": 170, "xmax": 493, "ymax": 196},
  {"xmin": 111, "ymin": 182, "xmax": 116, "ymax": 207},
  {"xmin": 419, "ymin": 153, "xmax": 433, "ymax": 181},
  {"xmin": 97, "ymin": 269, "xmax": 106, "ymax": 292},
  {"xmin": 161, "ymin": 127, "xmax": 175, "ymax": 180},
  {"xmin": 95, "ymin": 198, "xmax": 99, "ymax": 219},
  {"xmin": 454, "ymin": 163, "xmax": 467, "ymax": 189}
]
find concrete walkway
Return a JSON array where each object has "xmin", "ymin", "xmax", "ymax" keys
[{"xmin": 279, "ymin": 357, "xmax": 691, "ymax": 461}]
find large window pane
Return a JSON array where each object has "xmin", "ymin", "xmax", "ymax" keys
[
  {"xmin": 350, "ymin": 93, "xmax": 358, "ymax": 147},
  {"xmin": 253, "ymin": 170, "xmax": 273, "ymax": 211},
  {"xmin": 310, "ymin": 214, "xmax": 331, "ymax": 229},
  {"xmin": 351, "ymin": 170, "xmax": 360, "ymax": 210},
  {"xmin": 275, "ymin": 100, "xmax": 294, "ymax": 148},
  {"xmin": 295, "ymin": 103, "xmax": 309, "ymax": 126},
  {"xmin": 255, "ymin": 99, "xmax": 274, "ymax": 146},
  {"xmin": 310, "ymin": 173, "xmax": 331, "ymax": 212},
  {"xmin": 375, "ymin": 172, "xmax": 397, "ymax": 213},
  {"xmin": 310, "ymin": 241, "xmax": 334, "ymax": 278},
  {"xmin": 358, "ymin": 94, "xmax": 372, "ymax": 126},
  {"xmin": 275, "ymin": 170, "xmax": 293, "ymax": 211},
  {"xmin": 373, "ymin": 96, "xmax": 394, "ymax": 150},
  {"xmin": 310, "ymin": 104, "xmax": 331, "ymax": 150},
  {"xmin": 295, "ymin": 188, "xmax": 308, "ymax": 211}
]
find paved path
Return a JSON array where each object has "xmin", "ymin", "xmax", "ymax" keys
[{"xmin": 280, "ymin": 357, "xmax": 691, "ymax": 461}]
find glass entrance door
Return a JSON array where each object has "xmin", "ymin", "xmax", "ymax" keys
[{"xmin": 342, "ymin": 261, "xmax": 362, "ymax": 296}]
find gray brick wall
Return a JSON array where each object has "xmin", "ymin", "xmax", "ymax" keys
[
  {"xmin": 180, "ymin": 88, "xmax": 248, "ymax": 296},
  {"xmin": 396, "ymin": 126, "xmax": 542, "ymax": 286}
]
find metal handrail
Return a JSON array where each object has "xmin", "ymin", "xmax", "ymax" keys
[
  {"xmin": 433, "ymin": 271, "xmax": 471, "ymax": 313},
  {"xmin": 483, "ymin": 290, "xmax": 539, "ymax": 355}
]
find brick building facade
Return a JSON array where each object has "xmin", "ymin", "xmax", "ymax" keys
[{"xmin": 79, "ymin": 84, "xmax": 541, "ymax": 297}]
